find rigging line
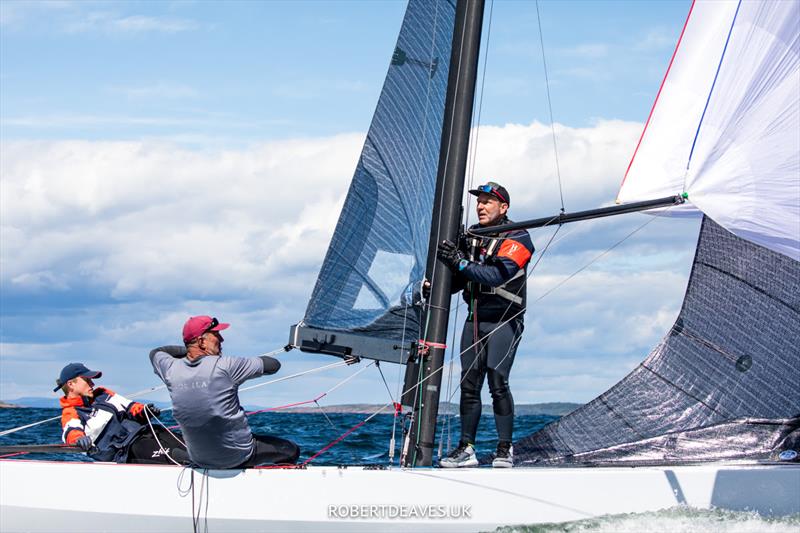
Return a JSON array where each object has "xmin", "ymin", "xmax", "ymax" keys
[
  {"xmin": 0, "ymin": 416, "xmax": 60, "ymax": 438},
  {"xmin": 376, "ymin": 363, "xmax": 395, "ymax": 404},
  {"xmin": 412, "ymin": 3, "xmax": 473, "ymax": 464},
  {"xmin": 444, "ymin": 223, "xmax": 563, "ymax": 407},
  {"xmin": 439, "ymin": 292, "xmax": 462, "ymax": 455},
  {"xmin": 301, "ymin": 403, "xmax": 394, "ymax": 466},
  {"xmin": 423, "ymin": 0, "xmax": 470, "ymax": 308},
  {"xmin": 437, "ymin": 218, "xmax": 563, "ymax": 417},
  {"xmin": 684, "ymin": 0, "xmax": 742, "ymax": 179},
  {"xmin": 245, "ymin": 361, "xmax": 376, "ymax": 416},
  {"xmin": 535, "ymin": 0, "xmax": 565, "ymax": 213},
  {"xmin": 313, "ymin": 400, "xmax": 337, "ymax": 430},
  {"xmin": 464, "ymin": 0, "xmax": 495, "ymax": 230},
  {"xmin": 455, "ymin": 209, "xmax": 668, "ymax": 367},
  {"xmin": 390, "ymin": 304, "xmax": 411, "ymax": 464},
  {"xmin": 238, "ymin": 359, "xmax": 350, "ymax": 394},
  {"xmin": 143, "ymin": 407, "xmax": 185, "ymax": 466}
]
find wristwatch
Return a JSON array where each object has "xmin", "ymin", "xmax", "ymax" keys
[{"xmin": 458, "ymin": 259, "xmax": 469, "ymax": 271}]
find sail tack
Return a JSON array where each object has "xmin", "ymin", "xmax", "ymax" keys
[
  {"xmin": 292, "ymin": 0, "xmax": 455, "ymax": 362},
  {"xmin": 618, "ymin": 0, "xmax": 799, "ymax": 261}
]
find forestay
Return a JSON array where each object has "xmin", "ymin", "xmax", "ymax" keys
[
  {"xmin": 291, "ymin": 0, "xmax": 455, "ymax": 363},
  {"xmin": 617, "ymin": 0, "xmax": 799, "ymax": 261}
]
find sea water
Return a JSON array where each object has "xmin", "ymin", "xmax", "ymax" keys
[
  {"xmin": 0, "ymin": 407, "xmax": 555, "ymax": 465},
  {"xmin": 2, "ymin": 408, "xmax": 798, "ymax": 532}
]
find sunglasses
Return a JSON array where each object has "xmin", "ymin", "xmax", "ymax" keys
[
  {"xmin": 204, "ymin": 317, "xmax": 220, "ymax": 333},
  {"xmin": 477, "ymin": 184, "xmax": 508, "ymax": 204}
]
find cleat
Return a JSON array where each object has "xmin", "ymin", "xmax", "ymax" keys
[{"xmin": 439, "ymin": 441, "xmax": 478, "ymax": 468}]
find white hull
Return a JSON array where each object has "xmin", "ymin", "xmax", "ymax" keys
[{"xmin": 1, "ymin": 459, "xmax": 798, "ymax": 531}]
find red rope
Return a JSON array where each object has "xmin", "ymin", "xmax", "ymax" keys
[
  {"xmin": 245, "ymin": 393, "xmax": 326, "ymax": 416},
  {"xmin": 299, "ymin": 418, "xmax": 371, "ymax": 466},
  {"xmin": 167, "ymin": 393, "xmax": 329, "ymax": 429},
  {"xmin": 618, "ymin": 0, "xmax": 697, "ymax": 194},
  {"xmin": 0, "ymin": 452, "xmax": 28, "ymax": 459}
]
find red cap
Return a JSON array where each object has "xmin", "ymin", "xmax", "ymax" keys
[{"xmin": 182, "ymin": 315, "xmax": 229, "ymax": 343}]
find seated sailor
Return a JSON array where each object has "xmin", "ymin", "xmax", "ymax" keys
[
  {"xmin": 56, "ymin": 362, "xmax": 188, "ymax": 464},
  {"xmin": 149, "ymin": 315, "xmax": 300, "ymax": 469}
]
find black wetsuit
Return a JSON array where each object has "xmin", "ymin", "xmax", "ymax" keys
[{"xmin": 452, "ymin": 220, "xmax": 534, "ymax": 444}]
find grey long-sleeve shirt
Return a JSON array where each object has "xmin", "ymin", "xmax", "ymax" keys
[{"xmin": 149, "ymin": 345, "xmax": 278, "ymax": 469}]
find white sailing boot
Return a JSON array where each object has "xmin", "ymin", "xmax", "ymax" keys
[
  {"xmin": 492, "ymin": 441, "xmax": 513, "ymax": 468},
  {"xmin": 439, "ymin": 441, "xmax": 478, "ymax": 468}
]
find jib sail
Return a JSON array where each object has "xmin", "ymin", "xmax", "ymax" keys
[{"xmin": 290, "ymin": 0, "xmax": 455, "ymax": 363}]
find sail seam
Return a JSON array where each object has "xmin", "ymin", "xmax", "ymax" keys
[
  {"xmin": 684, "ymin": 0, "xmax": 743, "ymax": 174},
  {"xmin": 639, "ymin": 363, "xmax": 727, "ymax": 417},
  {"xmin": 698, "ymin": 261, "xmax": 799, "ymax": 315}
]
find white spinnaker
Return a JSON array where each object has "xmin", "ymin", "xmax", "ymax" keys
[{"xmin": 618, "ymin": 0, "xmax": 799, "ymax": 261}]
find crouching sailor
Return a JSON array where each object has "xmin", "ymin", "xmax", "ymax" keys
[
  {"xmin": 436, "ymin": 181, "xmax": 534, "ymax": 468},
  {"xmin": 149, "ymin": 315, "xmax": 300, "ymax": 469},
  {"xmin": 56, "ymin": 362, "xmax": 189, "ymax": 464}
]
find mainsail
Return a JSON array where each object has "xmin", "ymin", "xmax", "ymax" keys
[
  {"xmin": 290, "ymin": 0, "xmax": 455, "ymax": 363},
  {"xmin": 518, "ymin": 0, "xmax": 800, "ymax": 464}
]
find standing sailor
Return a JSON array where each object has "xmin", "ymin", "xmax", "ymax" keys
[
  {"xmin": 149, "ymin": 315, "xmax": 300, "ymax": 469},
  {"xmin": 436, "ymin": 181, "xmax": 534, "ymax": 468}
]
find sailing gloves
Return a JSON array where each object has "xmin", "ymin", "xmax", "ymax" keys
[
  {"xmin": 437, "ymin": 239, "xmax": 467, "ymax": 270},
  {"xmin": 75, "ymin": 435, "xmax": 93, "ymax": 451},
  {"xmin": 145, "ymin": 403, "xmax": 161, "ymax": 417}
]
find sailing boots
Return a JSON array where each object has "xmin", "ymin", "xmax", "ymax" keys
[
  {"xmin": 439, "ymin": 441, "xmax": 478, "ymax": 468},
  {"xmin": 492, "ymin": 441, "xmax": 513, "ymax": 468}
]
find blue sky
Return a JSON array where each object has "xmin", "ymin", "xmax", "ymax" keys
[{"xmin": 0, "ymin": 0, "xmax": 700, "ymax": 411}]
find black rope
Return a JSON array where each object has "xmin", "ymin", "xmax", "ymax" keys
[
  {"xmin": 376, "ymin": 362, "xmax": 396, "ymax": 404},
  {"xmin": 535, "ymin": 0, "xmax": 565, "ymax": 213}
]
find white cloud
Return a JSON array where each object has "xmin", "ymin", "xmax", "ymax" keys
[
  {"xmin": 66, "ymin": 12, "xmax": 199, "ymax": 34},
  {"xmin": 557, "ymin": 43, "xmax": 609, "ymax": 58},
  {"xmin": 0, "ymin": 120, "xmax": 702, "ymax": 404},
  {"xmin": 0, "ymin": 134, "xmax": 362, "ymax": 300},
  {"xmin": 636, "ymin": 27, "xmax": 678, "ymax": 51},
  {"xmin": 110, "ymin": 82, "xmax": 200, "ymax": 100}
]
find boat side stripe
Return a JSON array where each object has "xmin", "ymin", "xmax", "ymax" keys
[{"xmin": 617, "ymin": 0, "xmax": 697, "ymax": 199}]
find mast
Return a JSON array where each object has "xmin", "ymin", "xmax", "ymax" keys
[{"xmin": 403, "ymin": 0, "xmax": 485, "ymax": 468}]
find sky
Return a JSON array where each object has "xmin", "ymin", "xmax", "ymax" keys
[{"xmin": 0, "ymin": 0, "xmax": 701, "ymax": 412}]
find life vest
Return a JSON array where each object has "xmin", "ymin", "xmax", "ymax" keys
[
  {"xmin": 463, "ymin": 221, "xmax": 534, "ymax": 321},
  {"xmin": 60, "ymin": 388, "xmax": 146, "ymax": 463}
]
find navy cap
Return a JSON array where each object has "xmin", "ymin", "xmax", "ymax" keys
[
  {"xmin": 54, "ymin": 363, "xmax": 102, "ymax": 392},
  {"xmin": 468, "ymin": 181, "xmax": 510, "ymax": 205}
]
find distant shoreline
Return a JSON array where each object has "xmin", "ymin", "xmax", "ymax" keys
[{"xmin": 0, "ymin": 399, "xmax": 581, "ymax": 416}]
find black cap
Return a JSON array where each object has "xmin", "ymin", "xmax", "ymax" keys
[
  {"xmin": 54, "ymin": 363, "xmax": 102, "ymax": 392},
  {"xmin": 468, "ymin": 181, "xmax": 510, "ymax": 205}
]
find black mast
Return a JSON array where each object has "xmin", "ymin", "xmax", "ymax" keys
[{"xmin": 403, "ymin": 0, "xmax": 485, "ymax": 468}]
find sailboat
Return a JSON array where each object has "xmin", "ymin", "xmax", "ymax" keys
[{"xmin": 1, "ymin": 0, "xmax": 798, "ymax": 530}]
